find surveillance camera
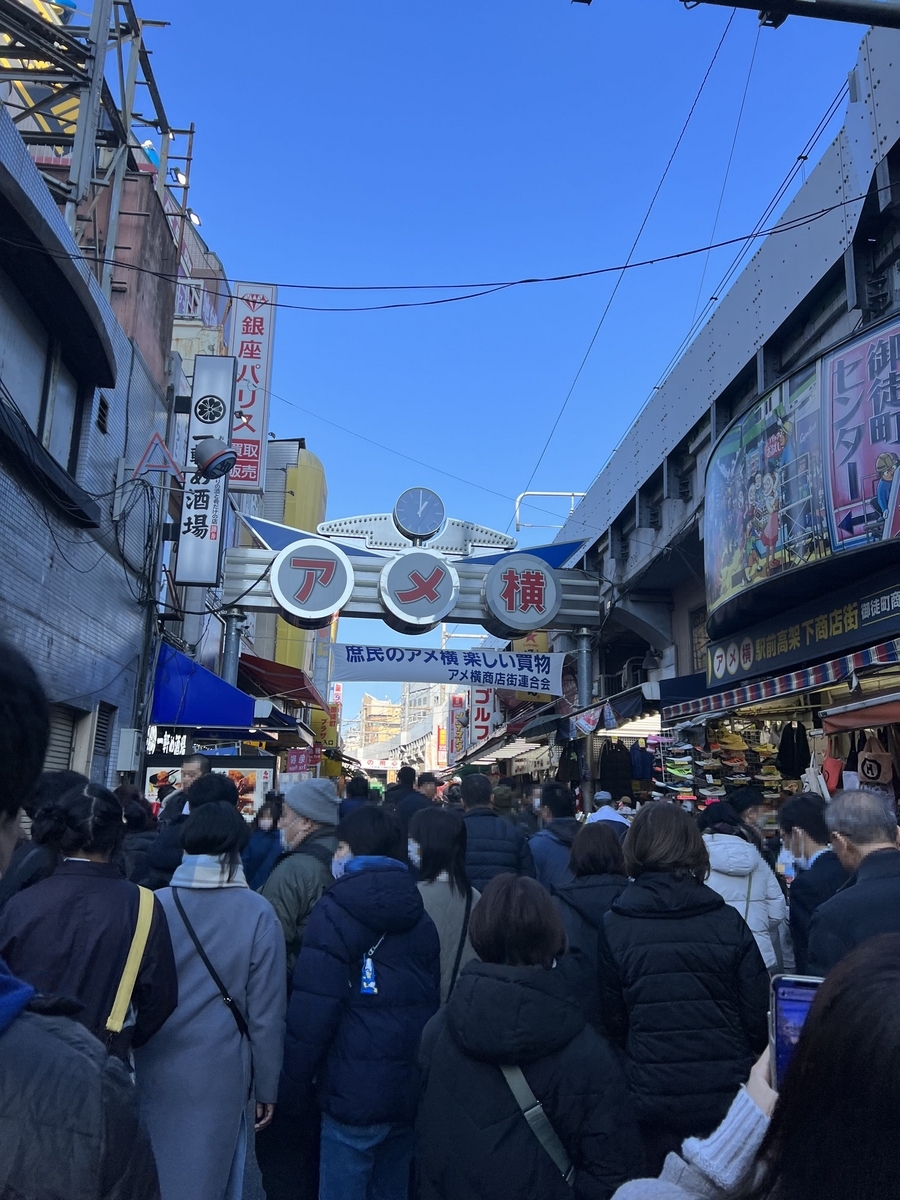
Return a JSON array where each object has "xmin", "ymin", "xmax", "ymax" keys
[{"xmin": 191, "ymin": 437, "xmax": 237, "ymax": 483}]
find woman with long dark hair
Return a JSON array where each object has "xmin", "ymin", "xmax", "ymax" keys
[
  {"xmin": 597, "ymin": 803, "xmax": 769, "ymax": 1172},
  {"xmin": 409, "ymin": 806, "xmax": 478, "ymax": 1002},
  {"xmin": 135, "ymin": 801, "xmax": 286, "ymax": 1200},
  {"xmin": 0, "ymin": 780, "xmax": 177, "ymax": 1061},
  {"xmin": 612, "ymin": 932, "xmax": 900, "ymax": 1200}
]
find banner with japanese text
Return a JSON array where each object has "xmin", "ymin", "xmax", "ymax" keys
[
  {"xmin": 330, "ymin": 644, "xmax": 565, "ymax": 695},
  {"xmin": 227, "ymin": 282, "xmax": 277, "ymax": 493}
]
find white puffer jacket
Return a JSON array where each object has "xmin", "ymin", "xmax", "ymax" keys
[{"xmin": 703, "ymin": 832, "xmax": 788, "ymax": 968}]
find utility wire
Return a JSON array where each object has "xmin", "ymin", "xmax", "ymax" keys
[
  {"xmin": 689, "ymin": 23, "xmax": 761, "ymax": 329},
  {"xmin": 505, "ymin": 9, "xmax": 737, "ymax": 529}
]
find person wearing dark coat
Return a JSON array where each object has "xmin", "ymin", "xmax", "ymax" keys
[
  {"xmin": 139, "ymin": 772, "xmax": 241, "ymax": 889},
  {"xmin": 778, "ymin": 793, "xmax": 850, "ymax": 973},
  {"xmin": 554, "ymin": 822, "xmax": 628, "ymax": 1026},
  {"xmin": 242, "ymin": 799, "xmax": 283, "ymax": 891},
  {"xmin": 384, "ymin": 764, "xmax": 418, "ymax": 815},
  {"xmin": 596, "ymin": 803, "xmax": 769, "ymax": 1172},
  {"xmin": 279, "ymin": 805, "xmax": 440, "ymax": 1200},
  {"xmin": 530, "ymin": 781, "xmax": 581, "ymax": 890},
  {"xmin": 807, "ymin": 789, "xmax": 900, "ymax": 976},
  {"xmin": 396, "ymin": 769, "xmax": 436, "ymax": 836},
  {"xmin": 418, "ymin": 873, "xmax": 643, "ymax": 1200},
  {"xmin": 0, "ymin": 768, "xmax": 88, "ymax": 913},
  {"xmin": 121, "ymin": 798, "xmax": 158, "ymax": 883},
  {"xmin": 0, "ymin": 781, "xmax": 178, "ymax": 1063},
  {"xmin": 461, "ymin": 772, "xmax": 535, "ymax": 891},
  {"xmin": 339, "ymin": 775, "xmax": 373, "ymax": 821},
  {"xmin": 0, "ymin": 640, "xmax": 160, "ymax": 1198}
]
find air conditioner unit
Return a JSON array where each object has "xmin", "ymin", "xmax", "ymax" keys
[{"xmin": 116, "ymin": 728, "xmax": 141, "ymax": 773}]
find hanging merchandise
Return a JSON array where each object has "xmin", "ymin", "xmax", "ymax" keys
[
  {"xmin": 775, "ymin": 721, "xmax": 811, "ymax": 779},
  {"xmin": 858, "ymin": 735, "xmax": 893, "ymax": 788},
  {"xmin": 821, "ymin": 737, "xmax": 844, "ymax": 795},
  {"xmin": 598, "ymin": 739, "xmax": 633, "ymax": 800},
  {"xmin": 555, "ymin": 744, "xmax": 580, "ymax": 784},
  {"xmin": 630, "ymin": 739, "xmax": 654, "ymax": 785}
]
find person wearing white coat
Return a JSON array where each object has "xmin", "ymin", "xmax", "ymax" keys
[{"xmin": 698, "ymin": 803, "xmax": 788, "ymax": 970}]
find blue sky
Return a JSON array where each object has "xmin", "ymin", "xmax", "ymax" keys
[{"xmin": 146, "ymin": 0, "xmax": 862, "ymax": 718}]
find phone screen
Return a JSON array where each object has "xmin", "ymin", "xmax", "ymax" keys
[{"xmin": 771, "ymin": 976, "xmax": 821, "ymax": 1087}]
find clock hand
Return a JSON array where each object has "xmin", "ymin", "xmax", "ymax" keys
[{"xmin": 418, "ymin": 491, "xmax": 426, "ymax": 517}]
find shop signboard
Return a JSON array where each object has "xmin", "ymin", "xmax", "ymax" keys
[
  {"xmin": 287, "ymin": 747, "xmax": 310, "ymax": 773},
  {"xmin": 470, "ymin": 687, "xmax": 498, "ymax": 746},
  {"xmin": 312, "ymin": 704, "xmax": 340, "ymax": 748},
  {"xmin": 271, "ymin": 538, "xmax": 355, "ymax": 627},
  {"xmin": 330, "ymin": 643, "xmax": 565, "ymax": 694},
  {"xmin": 173, "ymin": 355, "xmax": 237, "ymax": 586},
  {"xmin": 379, "ymin": 550, "xmax": 460, "ymax": 628},
  {"xmin": 144, "ymin": 760, "xmax": 274, "ymax": 816},
  {"xmin": 449, "ymin": 693, "xmax": 467, "ymax": 764},
  {"xmin": 361, "ymin": 757, "xmax": 401, "ymax": 771},
  {"xmin": 705, "ymin": 565, "xmax": 900, "ymax": 686},
  {"xmin": 706, "ymin": 317, "xmax": 900, "ymax": 629},
  {"xmin": 436, "ymin": 723, "xmax": 447, "ymax": 768},
  {"xmin": 227, "ymin": 282, "xmax": 277, "ymax": 493},
  {"xmin": 482, "ymin": 554, "xmax": 563, "ymax": 632}
]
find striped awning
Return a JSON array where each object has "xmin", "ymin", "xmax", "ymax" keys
[{"xmin": 662, "ymin": 638, "xmax": 900, "ymax": 722}]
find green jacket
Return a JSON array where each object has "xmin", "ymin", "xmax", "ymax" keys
[{"xmin": 261, "ymin": 826, "xmax": 338, "ymax": 973}]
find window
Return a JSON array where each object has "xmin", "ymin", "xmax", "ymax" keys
[
  {"xmin": 0, "ymin": 265, "xmax": 82, "ymax": 474},
  {"xmin": 96, "ymin": 394, "xmax": 109, "ymax": 434},
  {"xmin": 691, "ymin": 607, "xmax": 710, "ymax": 674}
]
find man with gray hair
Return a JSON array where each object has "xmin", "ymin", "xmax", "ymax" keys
[{"xmin": 807, "ymin": 789, "xmax": 900, "ymax": 975}]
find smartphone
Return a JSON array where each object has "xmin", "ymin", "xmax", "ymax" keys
[{"xmin": 769, "ymin": 974, "xmax": 822, "ymax": 1088}]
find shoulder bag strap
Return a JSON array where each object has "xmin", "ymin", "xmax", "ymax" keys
[
  {"xmin": 744, "ymin": 870, "xmax": 753, "ymax": 922},
  {"xmin": 106, "ymin": 885, "xmax": 155, "ymax": 1033},
  {"xmin": 500, "ymin": 1064, "xmax": 575, "ymax": 1187},
  {"xmin": 172, "ymin": 888, "xmax": 249, "ymax": 1039},
  {"xmin": 446, "ymin": 888, "xmax": 473, "ymax": 999}
]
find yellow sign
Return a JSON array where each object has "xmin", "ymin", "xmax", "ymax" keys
[
  {"xmin": 512, "ymin": 631, "xmax": 550, "ymax": 701},
  {"xmin": 311, "ymin": 704, "xmax": 340, "ymax": 748}
]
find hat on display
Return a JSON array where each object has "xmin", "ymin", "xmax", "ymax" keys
[{"xmin": 284, "ymin": 778, "xmax": 341, "ymax": 825}]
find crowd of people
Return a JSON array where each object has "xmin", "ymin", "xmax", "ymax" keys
[{"xmin": 0, "ymin": 641, "xmax": 898, "ymax": 1200}]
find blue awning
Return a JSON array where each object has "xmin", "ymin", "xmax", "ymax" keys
[{"xmin": 151, "ymin": 644, "xmax": 255, "ymax": 729}]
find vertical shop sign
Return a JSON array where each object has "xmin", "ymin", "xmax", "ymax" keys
[
  {"xmin": 228, "ymin": 282, "xmax": 277, "ymax": 493},
  {"xmin": 470, "ymin": 687, "xmax": 497, "ymax": 746},
  {"xmin": 448, "ymin": 693, "xmax": 466, "ymax": 764},
  {"xmin": 174, "ymin": 355, "xmax": 237, "ymax": 586},
  {"xmin": 825, "ymin": 319, "xmax": 900, "ymax": 549}
]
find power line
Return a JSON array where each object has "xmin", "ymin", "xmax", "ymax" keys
[{"xmin": 505, "ymin": 8, "xmax": 738, "ymax": 528}]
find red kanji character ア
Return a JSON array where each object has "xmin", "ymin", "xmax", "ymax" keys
[
  {"xmin": 241, "ymin": 316, "xmax": 265, "ymax": 336},
  {"xmin": 519, "ymin": 570, "xmax": 546, "ymax": 613},
  {"xmin": 238, "ymin": 340, "xmax": 262, "ymax": 360},
  {"xmin": 500, "ymin": 568, "xmax": 519, "ymax": 612}
]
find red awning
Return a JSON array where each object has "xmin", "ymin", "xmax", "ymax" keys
[
  {"xmin": 238, "ymin": 654, "xmax": 328, "ymax": 711},
  {"xmin": 820, "ymin": 690, "xmax": 900, "ymax": 733}
]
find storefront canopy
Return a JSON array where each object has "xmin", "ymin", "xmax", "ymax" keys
[
  {"xmin": 237, "ymin": 653, "xmax": 328, "ymax": 711},
  {"xmin": 820, "ymin": 690, "xmax": 900, "ymax": 733},
  {"xmin": 662, "ymin": 638, "xmax": 900, "ymax": 722},
  {"xmin": 151, "ymin": 644, "xmax": 255, "ymax": 730}
]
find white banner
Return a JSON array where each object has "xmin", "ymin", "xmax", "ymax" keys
[
  {"xmin": 228, "ymin": 282, "xmax": 277, "ymax": 493},
  {"xmin": 331, "ymin": 644, "xmax": 565, "ymax": 695}
]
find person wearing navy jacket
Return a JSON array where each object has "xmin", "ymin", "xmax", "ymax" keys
[{"xmin": 280, "ymin": 804, "xmax": 441, "ymax": 1200}]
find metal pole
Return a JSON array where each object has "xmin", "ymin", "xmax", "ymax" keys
[
  {"xmin": 687, "ymin": 0, "xmax": 900, "ymax": 27},
  {"xmin": 576, "ymin": 627, "xmax": 593, "ymax": 709},
  {"xmin": 221, "ymin": 609, "xmax": 244, "ymax": 685}
]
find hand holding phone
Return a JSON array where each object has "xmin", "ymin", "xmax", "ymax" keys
[
  {"xmin": 745, "ymin": 1048, "xmax": 777, "ymax": 1117},
  {"xmin": 769, "ymin": 974, "xmax": 822, "ymax": 1089}
]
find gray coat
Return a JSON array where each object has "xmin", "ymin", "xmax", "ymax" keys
[
  {"xmin": 134, "ymin": 885, "xmax": 286, "ymax": 1200},
  {"xmin": 417, "ymin": 876, "xmax": 479, "ymax": 1002}
]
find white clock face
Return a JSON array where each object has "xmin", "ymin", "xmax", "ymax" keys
[{"xmin": 393, "ymin": 488, "xmax": 445, "ymax": 540}]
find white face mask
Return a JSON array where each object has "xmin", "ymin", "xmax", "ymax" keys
[
  {"xmin": 259, "ymin": 819, "xmax": 273, "ymax": 832},
  {"xmin": 408, "ymin": 838, "xmax": 421, "ymax": 870},
  {"xmin": 332, "ymin": 850, "xmax": 351, "ymax": 880}
]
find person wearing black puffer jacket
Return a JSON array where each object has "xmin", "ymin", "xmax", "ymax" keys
[
  {"xmin": 279, "ymin": 805, "xmax": 440, "ymax": 1200},
  {"xmin": 419, "ymin": 873, "xmax": 643, "ymax": 1200},
  {"xmin": 596, "ymin": 803, "xmax": 768, "ymax": 1174},
  {"xmin": 554, "ymin": 822, "xmax": 628, "ymax": 1026},
  {"xmin": 461, "ymin": 772, "xmax": 535, "ymax": 891}
]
